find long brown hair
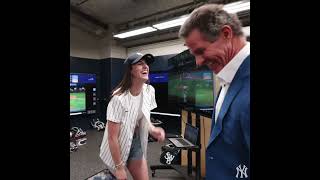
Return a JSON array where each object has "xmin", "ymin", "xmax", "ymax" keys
[{"xmin": 110, "ymin": 64, "xmax": 150, "ymax": 97}]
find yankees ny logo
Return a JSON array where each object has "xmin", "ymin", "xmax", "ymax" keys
[
  {"xmin": 164, "ymin": 152, "xmax": 175, "ymax": 164},
  {"xmin": 235, "ymin": 164, "xmax": 248, "ymax": 178}
]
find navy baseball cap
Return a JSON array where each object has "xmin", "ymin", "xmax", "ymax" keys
[{"xmin": 124, "ymin": 52, "xmax": 155, "ymax": 65}]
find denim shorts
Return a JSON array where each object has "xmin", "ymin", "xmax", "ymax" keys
[{"xmin": 127, "ymin": 132, "xmax": 143, "ymax": 161}]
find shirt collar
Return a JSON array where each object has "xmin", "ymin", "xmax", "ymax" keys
[{"xmin": 217, "ymin": 42, "xmax": 250, "ymax": 85}]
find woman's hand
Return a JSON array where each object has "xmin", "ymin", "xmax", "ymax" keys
[
  {"xmin": 115, "ymin": 166, "xmax": 127, "ymax": 180},
  {"xmin": 150, "ymin": 127, "xmax": 165, "ymax": 142}
]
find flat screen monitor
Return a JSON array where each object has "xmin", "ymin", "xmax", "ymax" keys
[
  {"xmin": 70, "ymin": 73, "xmax": 97, "ymax": 115},
  {"xmin": 168, "ymin": 70, "xmax": 214, "ymax": 108},
  {"xmin": 149, "ymin": 72, "xmax": 168, "ymax": 83},
  {"xmin": 70, "ymin": 91, "xmax": 86, "ymax": 113}
]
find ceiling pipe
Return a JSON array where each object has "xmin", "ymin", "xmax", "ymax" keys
[
  {"xmin": 117, "ymin": 1, "xmax": 204, "ymax": 26},
  {"xmin": 70, "ymin": 5, "xmax": 109, "ymax": 31}
]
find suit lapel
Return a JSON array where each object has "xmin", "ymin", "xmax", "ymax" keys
[
  {"xmin": 208, "ymin": 78, "xmax": 244, "ymax": 145},
  {"xmin": 208, "ymin": 56, "xmax": 250, "ymax": 146}
]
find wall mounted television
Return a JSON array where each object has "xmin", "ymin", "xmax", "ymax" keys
[
  {"xmin": 70, "ymin": 73, "xmax": 97, "ymax": 115},
  {"xmin": 168, "ymin": 50, "xmax": 214, "ymax": 115},
  {"xmin": 168, "ymin": 70, "xmax": 214, "ymax": 108},
  {"xmin": 149, "ymin": 72, "xmax": 168, "ymax": 83}
]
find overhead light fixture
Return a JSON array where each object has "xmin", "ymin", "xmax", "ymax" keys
[
  {"xmin": 153, "ymin": 15, "xmax": 189, "ymax": 30},
  {"xmin": 152, "ymin": 0, "xmax": 250, "ymax": 30},
  {"xmin": 223, "ymin": 0, "xmax": 250, "ymax": 14},
  {"xmin": 113, "ymin": 26, "xmax": 157, "ymax": 39},
  {"xmin": 113, "ymin": 1, "xmax": 250, "ymax": 39}
]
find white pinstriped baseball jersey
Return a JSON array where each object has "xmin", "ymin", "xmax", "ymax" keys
[{"xmin": 99, "ymin": 84, "xmax": 157, "ymax": 171}]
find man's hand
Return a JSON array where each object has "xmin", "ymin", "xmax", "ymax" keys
[{"xmin": 150, "ymin": 127, "xmax": 165, "ymax": 142}]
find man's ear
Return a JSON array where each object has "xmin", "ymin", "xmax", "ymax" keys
[{"xmin": 220, "ymin": 25, "xmax": 233, "ymax": 39}]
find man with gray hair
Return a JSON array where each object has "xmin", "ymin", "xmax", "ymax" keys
[{"xmin": 179, "ymin": 4, "xmax": 250, "ymax": 179}]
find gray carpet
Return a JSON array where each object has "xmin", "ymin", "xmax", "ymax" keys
[{"xmin": 70, "ymin": 129, "xmax": 185, "ymax": 180}]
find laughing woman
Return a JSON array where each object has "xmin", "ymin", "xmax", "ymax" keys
[{"xmin": 100, "ymin": 52, "xmax": 165, "ymax": 180}]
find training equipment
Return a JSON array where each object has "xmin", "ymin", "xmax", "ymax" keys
[{"xmin": 91, "ymin": 118, "xmax": 105, "ymax": 131}]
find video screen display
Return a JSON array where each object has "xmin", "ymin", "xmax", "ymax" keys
[
  {"xmin": 70, "ymin": 73, "xmax": 97, "ymax": 115},
  {"xmin": 168, "ymin": 70, "xmax": 213, "ymax": 108},
  {"xmin": 70, "ymin": 91, "xmax": 86, "ymax": 113},
  {"xmin": 149, "ymin": 72, "xmax": 168, "ymax": 83}
]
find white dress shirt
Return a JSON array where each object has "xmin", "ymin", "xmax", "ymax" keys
[{"xmin": 215, "ymin": 42, "xmax": 250, "ymax": 122}]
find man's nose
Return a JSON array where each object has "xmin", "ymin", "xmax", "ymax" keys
[{"xmin": 195, "ymin": 56, "xmax": 205, "ymax": 66}]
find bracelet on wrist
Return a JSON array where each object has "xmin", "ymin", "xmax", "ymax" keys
[{"xmin": 115, "ymin": 161, "xmax": 124, "ymax": 169}]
